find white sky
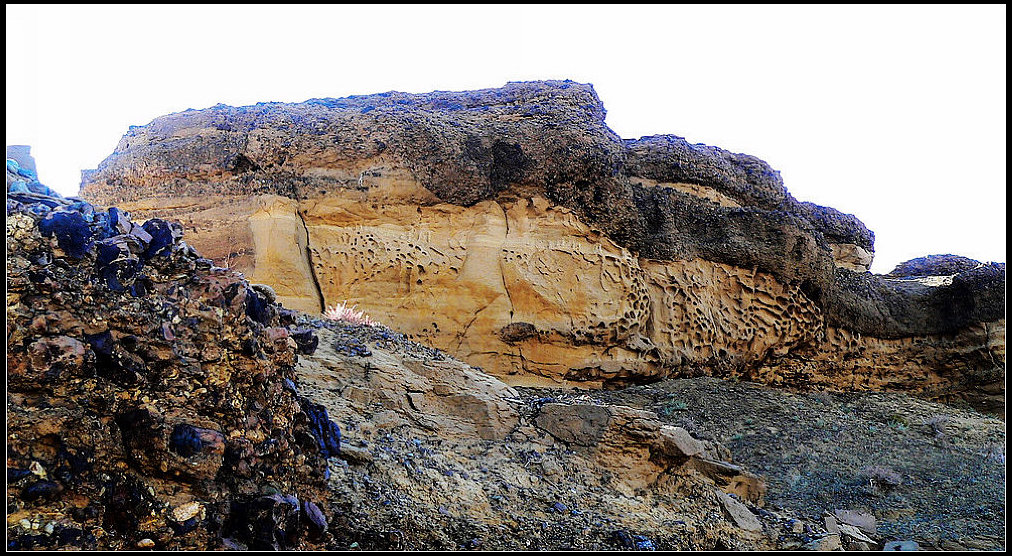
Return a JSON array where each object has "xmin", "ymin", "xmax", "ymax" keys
[{"xmin": 6, "ymin": 4, "xmax": 1006, "ymax": 274}]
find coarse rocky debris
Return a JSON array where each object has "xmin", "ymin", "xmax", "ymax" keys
[{"xmin": 7, "ymin": 162, "xmax": 336, "ymax": 550}]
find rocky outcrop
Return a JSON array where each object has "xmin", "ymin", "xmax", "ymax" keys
[
  {"xmin": 9, "ymin": 157, "xmax": 1002, "ymax": 550},
  {"xmin": 886, "ymin": 254, "xmax": 992, "ymax": 278},
  {"xmin": 7, "ymin": 174, "xmax": 341, "ymax": 549},
  {"xmin": 533, "ymin": 403, "xmax": 766, "ymax": 503},
  {"xmin": 7, "ymin": 163, "xmax": 810, "ymax": 550},
  {"xmin": 78, "ymin": 81, "xmax": 1005, "ymax": 410}
]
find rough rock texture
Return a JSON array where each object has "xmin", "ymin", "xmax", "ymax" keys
[
  {"xmin": 7, "ymin": 164, "xmax": 817, "ymax": 550},
  {"xmin": 8, "ymin": 159, "xmax": 1002, "ymax": 550},
  {"xmin": 7, "ymin": 174, "xmax": 340, "ymax": 549},
  {"xmin": 78, "ymin": 81, "xmax": 1005, "ymax": 410},
  {"xmin": 532, "ymin": 402, "xmax": 766, "ymax": 503},
  {"xmin": 292, "ymin": 326, "xmax": 793, "ymax": 550},
  {"xmin": 886, "ymin": 254, "xmax": 990, "ymax": 278},
  {"xmin": 580, "ymin": 377, "xmax": 1006, "ymax": 550}
]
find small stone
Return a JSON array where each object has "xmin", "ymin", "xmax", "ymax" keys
[
  {"xmin": 290, "ymin": 327, "xmax": 319, "ymax": 355},
  {"xmin": 883, "ymin": 540, "xmax": 920, "ymax": 551},
  {"xmin": 786, "ymin": 519, "xmax": 805, "ymax": 534},
  {"xmin": 21, "ymin": 480, "xmax": 62, "ymax": 501},
  {"xmin": 136, "ymin": 538, "xmax": 156, "ymax": 548},
  {"xmin": 171, "ymin": 501, "xmax": 204, "ymax": 523},
  {"xmin": 834, "ymin": 509, "xmax": 876, "ymax": 535},
  {"xmin": 824, "ymin": 515, "xmax": 840, "ymax": 535},
  {"xmin": 250, "ymin": 283, "xmax": 278, "ymax": 303},
  {"xmin": 8, "ymin": 467, "xmax": 33, "ymax": 483},
  {"xmin": 838, "ymin": 523, "xmax": 874, "ymax": 543},
  {"xmin": 29, "ymin": 461, "xmax": 47, "ymax": 478},
  {"xmin": 717, "ymin": 491, "xmax": 761, "ymax": 532},
  {"xmin": 302, "ymin": 500, "xmax": 328, "ymax": 537},
  {"xmin": 660, "ymin": 425, "xmax": 705, "ymax": 457},
  {"xmin": 633, "ymin": 535, "xmax": 656, "ymax": 551},
  {"xmin": 221, "ymin": 538, "xmax": 247, "ymax": 551},
  {"xmin": 803, "ymin": 534, "xmax": 842, "ymax": 551}
]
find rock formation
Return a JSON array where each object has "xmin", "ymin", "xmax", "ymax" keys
[
  {"xmin": 6, "ymin": 161, "xmax": 803, "ymax": 550},
  {"xmin": 7, "ymin": 167, "xmax": 345, "ymax": 548},
  {"xmin": 8, "ymin": 154, "xmax": 1004, "ymax": 550},
  {"xmin": 78, "ymin": 81, "xmax": 1004, "ymax": 411}
]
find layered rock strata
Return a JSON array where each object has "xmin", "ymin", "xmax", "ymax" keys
[
  {"xmin": 9, "ymin": 158, "xmax": 1000, "ymax": 549},
  {"xmin": 79, "ymin": 81, "xmax": 1005, "ymax": 410},
  {"xmin": 7, "ymin": 165, "xmax": 808, "ymax": 550}
]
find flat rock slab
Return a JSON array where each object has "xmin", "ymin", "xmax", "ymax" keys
[{"xmin": 717, "ymin": 492, "xmax": 761, "ymax": 532}]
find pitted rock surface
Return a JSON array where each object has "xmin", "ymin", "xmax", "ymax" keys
[
  {"xmin": 77, "ymin": 81, "xmax": 1005, "ymax": 408},
  {"xmin": 8, "ymin": 155, "xmax": 1004, "ymax": 550}
]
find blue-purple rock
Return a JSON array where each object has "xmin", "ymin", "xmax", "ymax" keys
[
  {"xmin": 244, "ymin": 287, "xmax": 273, "ymax": 326},
  {"xmin": 299, "ymin": 398, "xmax": 341, "ymax": 458},
  {"xmin": 169, "ymin": 424, "xmax": 205, "ymax": 457},
  {"xmin": 39, "ymin": 210, "xmax": 93, "ymax": 258},
  {"xmin": 21, "ymin": 480, "xmax": 62, "ymax": 502},
  {"xmin": 141, "ymin": 219, "xmax": 181, "ymax": 258},
  {"xmin": 290, "ymin": 328, "xmax": 319, "ymax": 355},
  {"xmin": 302, "ymin": 500, "xmax": 328, "ymax": 537}
]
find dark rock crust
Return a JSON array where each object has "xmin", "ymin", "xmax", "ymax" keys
[{"xmin": 7, "ymin": 181, "xmax": 334, "ymax": 549}]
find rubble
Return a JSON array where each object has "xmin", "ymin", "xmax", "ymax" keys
[{"xmin": 6, "ymin": 162, "xmax": 339, "ymax": 550}]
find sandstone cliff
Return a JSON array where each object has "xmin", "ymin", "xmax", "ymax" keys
[
  {"xmin": 79, "ymin": 81, "xmax": 1005, "ymax": 411},
  {"xmin": 8, "ymin": 155, "xmax": 1005, "ymax": 550},
  {"xmin": 5, "ymin": 161, "xmax": 791, "ymax": 550}
]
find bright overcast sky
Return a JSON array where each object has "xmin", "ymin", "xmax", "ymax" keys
[{"xmin": 6, "ymin": 4, "xmax": 1006, "ymax": 274}]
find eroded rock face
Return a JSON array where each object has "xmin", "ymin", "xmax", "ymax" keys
[
  {"xmin": 10, "ymin": 156, "xmax": 995, "ymax": 550},
  {"xmin": 78, "ymin": 81, "xmax": 1005, "ymax": 409},
  {"xmin": 297, "ymin": 326, "xmax": 521, "ymax": 442}
]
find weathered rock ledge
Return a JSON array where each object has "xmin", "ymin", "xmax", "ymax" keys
[
  {"xmin": 78, "ymin": 81, "xmax": 1005, "ymax": 410},
  {"xmin": 7, "ymin": 151, "xmax": 1004, "ymax": 549},
  {"xmin": 6, "ymin": 158, "xmax": 805, "ymax": 550}
]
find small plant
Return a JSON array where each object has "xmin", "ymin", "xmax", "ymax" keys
[
  {"xmin": 980, "ymin": 443, "xmax": 1005, "ymax": 464},
  {"xmin": 658, "ymin": 398, "xmax": 689, "ymax": 417},
  {"xmin": 886, "ymin": 413, "xmax": 911, "ymax": 431},
  {"xmin": 922, "ymin": 415, "xmax": 949, "ymax": 439},
  {"xmin": 811, "ymin": 390, "xmax": 835, "ymax": 405},
  {"xmin": 324, "ymin": 301, "xmax": 378, "ymax": 327},
  {"xmin": 862, "ymin": 464, "xmax": 902, "ymax": 491}
]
